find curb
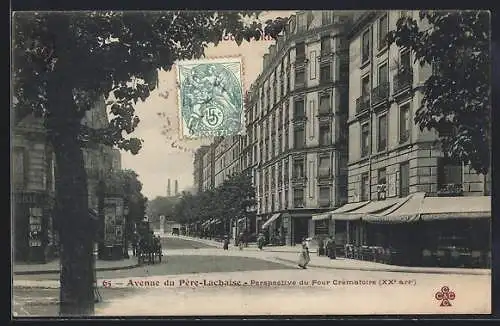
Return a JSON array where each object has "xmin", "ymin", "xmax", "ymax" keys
[
  {"xmin": 14, "ymin": 262, "xmax": 141, "ymax": 276},
  {"xmin": 273, "ymin": 257, "xmax": 491, "ymax": 276}
]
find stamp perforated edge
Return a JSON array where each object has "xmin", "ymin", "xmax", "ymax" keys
[{"xmin": 174, "ymin": 55, "xmax": 246, "ymax": 142}]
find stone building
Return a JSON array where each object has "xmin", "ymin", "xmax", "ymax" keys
[
  {"xmin": 13, "ymin": 96, "xmax": 117, "ymax": 262},
  {"xmin": 12, "ymin": 115, "xmax": 57, "ymax": 262},
  {"xmin": 193, "ymin": 146, "xmax": 211, "ymax": 194},
  {"xmin": 214, "ymin": 135, "xmax": 242, "ymax": 188},
  {"xmin": 241, "ymin": 11, "xmax": 355, "ymax": 245},
  {"xmin": 330, "ymin": 11, "xmax": 491, "ymax": 261}
]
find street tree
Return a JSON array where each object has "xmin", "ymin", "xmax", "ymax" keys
[
  {"xmin": 12, "ymin": 11, "xmax": 287, "ymax": 315},
  {"xmin": 387, "ymin": 10, "xmax": 491, "ymax": 174}
]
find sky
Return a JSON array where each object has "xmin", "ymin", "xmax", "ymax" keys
[{"xmin": 119, "ymin": 11, "xmax": 296, "ymax": 200}]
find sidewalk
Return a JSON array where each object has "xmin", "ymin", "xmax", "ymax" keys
[
  {"xmin": 178, "ymin": 235, "xmax": 490, "ymax": 276},
  {"xmin": 14, "ymin": 255, "xmax": 139, "ymax": 275}
]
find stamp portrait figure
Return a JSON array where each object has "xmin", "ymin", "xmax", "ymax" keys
[{"xmin": 177, "ymin": 57, "xmax": 244, "ymax": 138}]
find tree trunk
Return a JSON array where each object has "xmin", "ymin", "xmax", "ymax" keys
[{"xmin": 52, "ymin": 130, "xmax": 94, "ymax": 316}]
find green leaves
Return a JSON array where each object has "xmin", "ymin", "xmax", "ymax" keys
[{"xmin": 388, "ymin": 10, "xmax": 491, "ymax": 174}]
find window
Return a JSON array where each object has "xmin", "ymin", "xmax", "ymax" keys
[
  {"xmin": 318, "ymin": 156, "xmax": 330, "ymax": 177},
  {"xmin": 293, "ymin": 188, "xmax": 305, "ymax": 207},
  {"xmin": 319, "ymin": 93, "xmax": 331, "ymax": 114},
  {"xmin": 284, "ymin": 159, "xmax": 289, "ymax": 181},
  {"xmin": 284, "ymin": 129, "xmax": 289, "ymax": 151},
  {"xmin": 399, "ymin": 103, "xmax": 411, "ymax": 143},
  {"xmin": 378, "ymin": 168, "xmax": 386, "ymax": 185},
  {"xmin": 295, "ymin": 70, "xmax": 305, "ymax": 87},
  {"xmin": 13, "ymin": 148, "xmax": 26, "ymax": 188},
  {"xmin": 293, "ymin": 127, "xmax": 305, "ymax": 149},
  {"xmin": 361, "ymin": 123, "xmax": 370, "ymax": 157},
  {"xmin": 293, "ymin": 159, "xmax": 304, "ymax": 178},
  {"xmin": 401, "ymin": 50, "xmax": 411, "ymax": 72},
  {"xmin": 438, "ymin": 157, "xmax": 463, "ymax": 193},
  {"xmin": 361, "ymin": 75, "xmax": 370, "ymax": 98},
  {"xmin": 378, "ymin": 63, "xmax": 389, "ymax": 85},
  {"xmin": 296, "ymin": 42, "xmax": 305, "ymax": 61},
  {"xmin": 378, "ymin": 15, "xmax": 388, "ymax": 50},
  {"xmin": 297, "ymin": 14, "xmax": 306, "ymax": 32},
  {"xmin": 320, "ymin": 64, "xmax": 331, "ymax": 83},
  {"xmin": 271, "ymin": 166, "xmax": 276, "ymax": 187},
  {"xmin": 399, "ymin": 162, "xmax": 410, "ymax": 197},
  {"xmin": 361, "ymin": 29, "xmax": 370, "ymax": 63},
  {"xmin": 319, "ymin": 186, "xmax": 331, "ymax": 207},
  {"xmin": 284, "ymin": 189, "xmax": 289, "ymax": 208},
  {"xmin": 278, "ymin": 162, "xmax": 283, "ymax": 185},
  {"xmin": 294, "ymin": 99, "xmax": 305, "ymax": 119},
  {"xmin": 319, "ymin": 124, "xmax": 331, "ymax": 146},
  {"xmin": 278, "ymin": 132, "xmax": 282, "ymax": 154},
  {"xmin": 321, "ymin": 36, "xmax": 330, "ymax": 55},
  {"xmin": 361, "ymin": 173, "xmax": 370, "ymax": 201},
  {"xmin": 378, "ymin": 114, "xmax": 387, "ymax": 151}
]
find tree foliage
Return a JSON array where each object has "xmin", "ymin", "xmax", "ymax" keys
[
  {"xmin": 174, "ymin": 172, "xmax": 256, "ymax": 226},
  {"xmin": 105, "ymin": 169, "xmax": 148, "ymax": 224},
  {"xmin": 387, "ymin": 10, "xmax": 491, "ymax": 174},
  {"xmin": 13, "ymin": 11, "xmax": 287, "ymax": 152},
  {"xmin": 12, "ymin": 10, "xmax": 287, "ymax": 314}
]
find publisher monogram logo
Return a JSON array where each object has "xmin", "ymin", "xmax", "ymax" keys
[{"xmin": 435, "ymin": 286, "xmax": 456, "ymax": 307}]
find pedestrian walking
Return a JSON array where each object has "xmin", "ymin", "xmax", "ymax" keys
[
  {"xmin": 238, "ymin": 232, "xmax": 244, "ymax": 250},
  {"xmin": 223, "ymin": 235, "xmax": 229, "ymax": 250},
  {"xmin": 298, "ymin": 237, "xmax": 311, "ymax": 269},
  {"xmin": 257, "ymin": 233, "xmax": 265, "ymax": 250}
]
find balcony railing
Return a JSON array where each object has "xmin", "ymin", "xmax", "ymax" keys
[
  {"xmin": 372, "ymin": 82, "xmax": 389, "ymax": 105},
  {"xmin": 437, "ymin": 183, "xmax": 463, "ymax": 197},
  {"xmin": 356, "ymin": 95, "xmax": 370, "ymax": 115},
  {"xmin": 393, "ymin": 68, "xmax": 413, "ymax": 94},
  {"xmin": 318, "ymin": 169, "xmax": 331, "ymax": 179},
  {"xmin": 293, "ymin": 199, "xmax": 305, "ymax": 208}
]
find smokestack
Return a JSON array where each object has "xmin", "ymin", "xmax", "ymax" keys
[
  {"xmin": 174, "ymin": 180, "xmax": 179, "ymax": 196},
  {"xmin": 167, "ymin": 179, "xmax": 171, "ymax": 197}
]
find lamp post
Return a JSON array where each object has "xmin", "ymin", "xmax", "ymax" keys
[{"xmin": 123, "ymin": 204, "xmax": 129, "ymax": 259}]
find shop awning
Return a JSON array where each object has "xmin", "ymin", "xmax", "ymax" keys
[
  {"xmin": 331, "ymin": 198, "xmax": 400, "ymax": 221},
  {"xmin": 364, "ymin": 192, "xmax": 425, "ymax": 223},
  {"xmin": 261, "ymin": 213, "xmax": 281, "ymax": 229},
  {"xmin": 237, "ymin": 217, "xmax": 246, "ymax": 224},
  {"xmin": 312, "ymin": 212, "xmax": 333, "ymax": 221},
  {"xmin": 420, "ymin": 196, "xmax": 491, "ymax": 221}
]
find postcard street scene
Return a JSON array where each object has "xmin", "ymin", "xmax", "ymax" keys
[{"xmin": 11, "ymin": 10, "xmax": 491, "ymax": 317}]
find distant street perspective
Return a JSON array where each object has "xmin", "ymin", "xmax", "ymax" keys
[
  {"xmin": 12, "ymin": 9, "xmax": 491, "ymax": 317},
  {"xmin": 14, "ymin": 235, "xmax": 490, "ymax": 316}
]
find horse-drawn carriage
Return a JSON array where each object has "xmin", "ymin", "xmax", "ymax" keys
[{"xmin": 133, "ymin": 221, "xmax": 163, "ymax": 264}]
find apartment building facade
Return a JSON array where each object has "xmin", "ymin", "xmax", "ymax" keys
[
  {"xmin": 201, "ymin": 141, "xmax": 216, "ymax": 191},
  {"xmin": 241, "ymin": 11, "xmax": 355, "ymax": 245},
  {"xmin": 193, "ymin": 146, "xmax": 210, "ymax": 194},
  {"xmin": 342, "ymin": 11, "xmax": 490, "ymax": 250},
  {"xmin": 13, "ymin": 96, "xmax": 116, "ymax": 262},
  {"xmin": 214, "ymin": 135, "xmax": 242, "ymax": 188}
]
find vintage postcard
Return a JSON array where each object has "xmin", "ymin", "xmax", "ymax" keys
[{"xmin": 11, "ymin": 10, "xmax": 491, "ymax": 317}]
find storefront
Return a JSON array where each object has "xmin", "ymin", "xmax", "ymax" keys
[
  {"xmin": 13, "ymin": 191, "xmax": 56, "ymax": 263},
  {"xmin": 360, "ymin": 193, "xmax": 491, "ymax": 267}
]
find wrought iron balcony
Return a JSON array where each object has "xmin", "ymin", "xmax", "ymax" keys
[
  {"xmin": 393, "ymin": 68, "xmax": 413, "ymax": 94},
  {"xmin": 372, "ymin": 82, "xmax": 389, "ymax": 106},
  {"xmin": 355, "ymin": 95, "xmax": 370, "ymax": 115}
]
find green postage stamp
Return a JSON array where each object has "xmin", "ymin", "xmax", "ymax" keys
[{"xmin": 176, "ymin": 57, "xmax": 244, "ymax": 138}]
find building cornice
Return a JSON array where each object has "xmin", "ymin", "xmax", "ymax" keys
[{"xmin": 347, "ymin": 11, "xmax": 381, "ymax": 40}]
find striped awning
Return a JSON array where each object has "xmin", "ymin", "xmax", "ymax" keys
[
  {"xmin": 261, "ymin": 213, "xmax": 281, "ymax": 229},
  {"xmin": 331, "ymin": 198, "xmax": 400, "ymax": 221},
  {"xmin": 312, "ymin": 212, "xmax": 333, "ymax": 221},
  {"xmin": 420, "ymin": 196, "xmax": 491, "ymax": 221},
  {"xmin": 364, "ymin": 193, "xmax": 424, "ymax": 224}
]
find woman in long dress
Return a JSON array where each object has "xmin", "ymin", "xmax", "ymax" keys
[{"xmin": 298, "ymin": 237, "xmax": 311, "ymax": 269}]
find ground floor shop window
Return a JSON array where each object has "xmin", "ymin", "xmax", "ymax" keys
[{"xmin": 314, "ymin": 219, "xmax": 329, "ymax": 235}]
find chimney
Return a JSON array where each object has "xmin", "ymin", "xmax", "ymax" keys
[
  {"xmin": 167, "ymin": 179, "xmax": 171, "ymax": 197},
  {"xmin": 174, "ymin": 180, "xmax": 179, "ymax": 196}
]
